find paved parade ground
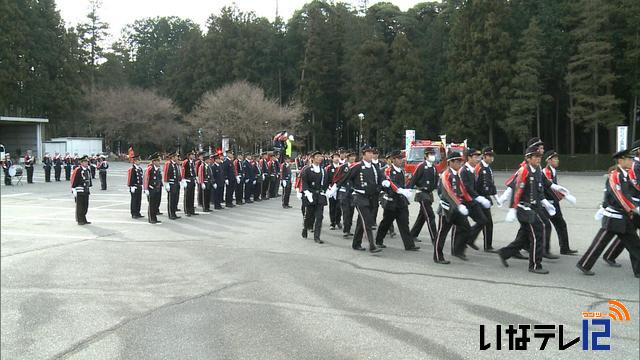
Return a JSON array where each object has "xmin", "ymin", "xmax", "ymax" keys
[{"xmin": 1, "ymin": 162, "xmax": 638, "ymax": 359}]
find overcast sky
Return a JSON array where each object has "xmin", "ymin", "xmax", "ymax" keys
[{"xmin": 56, "ymin": 0, "xmax": 424, "ymax": 42}]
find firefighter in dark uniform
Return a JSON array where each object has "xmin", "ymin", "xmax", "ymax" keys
[
  {"xmin": 498, "ymin": 145, "xmax": 559, "ymax": 274},
  {"xmin": 42, "ymin": 152, "xmax": 53, "ymax": 182},
  {"xmin": 460, "ymin": 148, "xmax": 491, "ymax": 251},
  {"xmin": 197, "ymin": 154, "xmax": 213, "ymax": 212},
  {"xmin": 97, "ymin": 154, "xmax": 109, "ymax": 190},
  {"xmin": 71, "ymin": 156, "xmax": 92, "ymax": 225},
  {"xmin": 434, "ymin": 150, "xmax": 473, "ymax": 264},
  {"xmin": 253, "ymin": 154, "xmax": 264, "ymax": 201},
  {"xmin": 469, "ymin": 147, "xmax": 498, "ymax": 252},
  {"xmin": 2, "ymin": 154, "xmax": 12, "ymax": 185},
  {"xmin": 64, "ymin": 153, "xmax": 72, "ymax": 180},
  {"xmin": 336, "ymin": 146, "xmax": 383, "ymax": 253},
  {"xmin": 260, "ymin": 153, "xmax": 271, "ymax": 200},
  {"xmin": 53, "ymin": 152, "xmax": 62, "ymax": 181},
  {"xmin": 375, "ymin": 150, "xmax": 420, "ymax": 251},
  {"xmin": 371, "ymin": 149, "xmax": 382, "ymax": 230},
  {"xmin": 601, "ymin": 140, "xmax": 640, "ymax": 266},
  {"xmin": 280, "ymin": 154, "xmax": 293, "ymax": 208},
  {"xmin": 24, "ymin": 150, "xmax": 35, "ymax": 183},
  {"xmin": 270, "ymin": 155, "xmax": 280, "ymax": 198},
  {"xmin": 235, "ymin": 153, "xmax": 245, "ymax": 205},
  {"xmin": 195, "ymin": 152, "xmax": 205, "ymax": 207},
  {"xmin": 300, "ymin": 151, "xmax": 329, "ymax": 244},
  {"xmin": 542, "ymin": 150, "xmax": 578, "ymax": 255},
  {"xmin": 90, "ymin": 154, "xmax": 97, "ymax": 179},
  {"xmin": 222, "ymin": 151, "xmax": 236, "ymax": 208},
  {"xmin": 181, "ymin": 151, "xmax": 198, "ymax": 216},
  {"xmin": 409, "ymin": 147, "xmax": 439, "ymax": 243},
  {"xmin": 334, "ymin": 152, "xmax": 357, "ymax": 238},
  {"xmin": 212, "ymin": 154, "xmax": 225, "ymax": 209},
  {"xmin": 576, "ymin": 148, "xmax": 640, "ymax": 278},
  {"xmin": 163, "ymin": 152, "xmax": 181, "ymax": 219},
  {"xmin": 243, "ymin": 153, "xmax": 255, "ymax": 203},
  {"xmin": 127, "ymin": 155, "xmax": 144, "ymax": 219},
  {"xmin": 326, "ymin": 153, "xmax": 342, "ymax": 229},
  {"xmin": 145, "ymin": 153, "xmax": 163, "ymax": 224}
]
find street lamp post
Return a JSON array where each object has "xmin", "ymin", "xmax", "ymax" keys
[{"xmin": 358, "ymin": 113, "xmax": 365, "ymax": 150}]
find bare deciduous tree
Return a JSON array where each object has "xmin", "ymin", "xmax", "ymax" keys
[
  {"xmin": 87, "ymin": 86, "xmax": 186, "ymax": 149},
  {"xmin": 187, "ymin": 80, "xmax": 304, "ymax": 149}
]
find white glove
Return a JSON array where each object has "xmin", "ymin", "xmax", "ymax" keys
[
  {"xmin": 634, "ymin": 207, "xmax": 640, "ymax": 215},
  {"xmin": 497, "ymin": 187, "xmax": 512, "ymax": 207},
  {"xmin": 262, "ymin": 174, "xmax": 266, "ymax": 180},
  {"xmin": 304, "ymin": 190, "xmax": 314, "ymax": 203},
  {"xmin": 326, "ymin": 184, "xmax": 337, "ymax": 199},
  {"xmin": 296, "ymin": 191, "xmax": 302, "ymax": 200},
  {"xmin": 457, "ymin": 204, "xmax": 469, "ymax": 216},
  {"xmin": 564, "ymin": 193, "xmax": 577, "ymax": 205},
  {"xmin": 164, "ymin": 183, "xmax": 170, "ymax": 192},
  {"xmin": 541, "ymin": 199, "xmax": 557, "ymax": 216},
  {"xmin": 594, "ymin": 207, "xmax": 604, "ymax": 221},
  {"xmin": 253, "ymin": 180, "xmax": 256, "ymax": 185},
  {"xmin": 281, "ymin": 180, "xmax": 286, "ymax": 187},
  {"xmin": 180, "ymin": 180, "xmax": 187, "ymax": 188},
  {"xmin": 143, "ymin": 189, "xmax": 149, "ymax": 196},
  {"xmin": 399, "ymin": 188, "xmax": 412, "ymax": 201},
  {"xmin": 551, "ymin": 184, "xmax": 569, "ymax": 195},
  {"xmin": 381, "ymin": 180, "xmax": 391, "ymax": 188},
  {"xmin": 130, "ymin": 186, "xmax": 136, "ymax": 194},
  {"xmin": 475, "ymin": 196, "xmax": 491, "ymax": 209},
  {"xmin": 236, "ymin": 176, "xmax": 241, "ymax": 184},
  {"xmin": 72, "ymin": 189, "xmax": 77, "ymax": 197},
  {"xmin": 245, "ymin": 179, "xmax": 250, "ymax": 183},
  {"xmin": 225, "ymin": 179, "xmax": 229, "ymax": 186},
  {"xmin": 505, "ymin": 208, "xmax": 517, "ymax": 222},
  {"xmin": 213, "ymin": 183, "xmax": 218, "ymax": 189},
  {"xmin": 201, "ymin": 183, "xmax": 206, "ymax": 190}
]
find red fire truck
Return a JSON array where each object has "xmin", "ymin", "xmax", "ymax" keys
[{"xmin": 404, "ymin": 136, "xmax": 467, "ymax": 182}]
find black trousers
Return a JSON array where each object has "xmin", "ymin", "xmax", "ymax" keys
[
  {"xmin": 213, "ymin": 184, "xmax": 223, "ymax": 208},
  {"xmin": 197, "ymin": 183, "xmax": 203, "ymax": 206},
  {"xmin": 434, "ymin": 213, "xmax": 470, "ymax": 261},
  {"xmin": 352, "ymin": 195, "xmax": 377, "ymax": 249},
  {"xmin": 269, "ymin": 176, "xmax": 278, "ymax": 198},
  {"xmin": 603, "ymin": 217, "xmax": 639, "ymax": 262},
  {"xmin": 340, "ymin": 197, "xmax": 355, "ymax": 234},
  {"xmin": 44, "ymin": 167, "xmax": 52, "ymax": 182},
  {"xmin": 99, "ymin": 170, "xmax": 107, "ymax": 190},
  {"xmin": 411, "ymin": 200, "xmax": 437, "ymax": 243},
  {"xmin": 148, "ymin": 191, "xmax": 161, "ymax": 222},
  {"xmin": 236, "ymin": 179, "xmax": 244, "ymax": 204},
  {"xmin": 261, "ymin": 177, "xmax": 270, "ymax": 199},
  {"xmin": 3, "ymin": 172, "xmax": 10, "ymax": 185},
  {"xmin": 469, "ymin": 207, "xmax": 493, "ymax": 250},
  {"xmin": 254, "ymin": 180, "xmax": 262, "ymax": 200},
  {"xmin": 547, "ymin": 204, "xmax": 570, "ymax": 252},
  {"xmin": 516, "ymin": 209, "xmax": 552, "ymax": 255},
  {"xmin": 282, "ymin": 182, "xmax": 291, "ymax": 206},
  {"xmin": 579, "ymin": 228, "xmax": 640, "ymax": 276},
  {"xmin": 131, "ymin": 188, "xmax": 142, "ymax": 216},
  {"xmin": 304, "ymin": 203, "xmax": 324, "ymax": 240},
  {"xmin": 91, "ymin": 166, "xmax": 96, "ymax": 179},
  {"xmin": 54, "ymin": 165, "xmax": 61, "ymax": 181},
  {"xmin": 376, "ymin": 206, "xmax": 415, "ymax": 249},
  {"xmin": 167, "ymin": 185, "xmax": 179, "ymax": 218},
  {"xmin": 329, "ymin": 197, "xmax": 342, "ymax": 226},
  {"xmin": 26, "ymin": 166, "xmax": 34, "ymax": 183},
  {"xmin": 75, "ymin": 194, "xmax": 89, "ymax": 224},
  {"xmin": 223, "ymin": 180, "xmax": 234, "ymax": 205},
  {"xmin": 499, "ymin": 213, "xmax": 545, "ymax": 270},
  {"xmin": 244, "ymin": 181, "xmax": 254, "ymax": 202},
  {"xmin": 184, "ymin": 181, "xmax": 196, "ymax": 214},
  {"xmin": 201, "ymin": 186, "xmax": 211, "ymax": 211}
]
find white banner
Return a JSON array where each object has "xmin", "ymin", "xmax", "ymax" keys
[
  {"xmin": 617, "ymin": 126, "xmax": 628, "ymax": 152},
  {"xmin": 405, "ymin": 130, "xmax": 415, "ymax": 153}
]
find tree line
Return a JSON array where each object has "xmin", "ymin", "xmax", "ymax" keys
[{"xmin": 1, "ymin": 0, "xmax": 638, "ymax": 154}]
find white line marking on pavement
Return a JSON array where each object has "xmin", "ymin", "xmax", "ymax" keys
[
  {"xmin": 1, "ymin": 193, "xmax": 32, "ymax": 198},
  {"xmin": 2, "ymin": 232, "xmax": 91, "ymax": 239},
  {"xmin": 2, "ymin": 216, "xmax": 150, "ymax": 225}
]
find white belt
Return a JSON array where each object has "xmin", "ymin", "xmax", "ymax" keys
[
  {"xmin": 383, "ymin": 194, "xmax": 393, "ymax": 201},
  {"xmin": 517, "ymin": 204, "xmax": 532, "ymax": 211},
  {"xmin": 339, "ymin": 188, "xmax": 346, "ymax": 192},
  {"xmin": 603, "ymin": 209, "xmax": 623, "ymax": 219},
  {"xmin": 353, "ymin": 189, "xmax": 365, "ymax": 194},
  {"xmin": 439, "ymin": 200, "xmax": 450, "ymax": 210},
  {"xmin": 632, "ymin": 197, "xmax": 639, "ymax": 202}
]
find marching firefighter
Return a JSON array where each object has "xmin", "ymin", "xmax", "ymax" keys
[
  {"xmin": 235, "ymin": 153, "xmax": 245, "ymax": 205},
  {"xmin": 542, "ymin": 150, "xmax": 578, "ymax": 255},
  {"xmin": 336, "ymin": 146, "xmax": 383, "ymax": 253},
  {"xmin": 326, "ymin": 153, "xmax": 342, "ymax": 229},
  {"xmin": 409, "ymin": 147, "xmax": 439, "ymax": 243},
  {"xmin": 223, "ymin": 151, "xmax": 237, "ymax": 208},
  {"xmin": 334, "ymin": 152, "xmax": 357, "ymax": 239},
  {"xmin": 300, "ymin": 151, "xmax": 330, "ymax": 244},
  {"xmin": 97, "ymin": 154, "xmax": 109, "ymax": 190},
  {"xmin": 64, "ymin": 153, "xmax": 72, "ymax": 180},
  {"xmin": 460, "ymin": 148, "xmax": 491, "ymax": 251},
  {"xmin": 375, "ymin": 150, "xmax": 420, "ymax": 251},
  {"xmin": 468, "ymin": 147, "xmax": 498, "ymax": 252},
  {"xmin": 163, "ymin": 152, "xmax": 181, "ymax": 220},
  {"xmin": 181, "ymin": 151, "xmax": 198, "ymax": 216},
  {"xmin": 24, "ymin": 150, "xmax": 35, "ymax": 183},
  {"xmin": 243, "ymin": 153, "xmax": 255, "ymax": 204},
  {"xmin": 433, "ymin": 150, "xmax": 472, "ymax": 264},
  {"xmin": 280, "ymin": 154, "xmax": 293, "ymax": 208},
  {"xmin": 53, "ymin": 152, "xmax": 62, "ymax": 181},
  {"xmin": 127, "ymin": 155, "xmax": 144, "ymax": 219},
  {"xmin": 71, "ymin": 156, "xmax": 92, "ymax": 225},
  {"xmin": 144, "ymin": 153, "xmax": 163, "ymax": 224},
  {"xmin": 212, "ymin": 154, "xmax": 225, "ymax": 209},
  {"xmin": 197, "ymin": 154, "xmax": 214, "ymax": 212},
  {"xmin": 42, "ymin": 152, "xmax": 53, "ymax": 182}
]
